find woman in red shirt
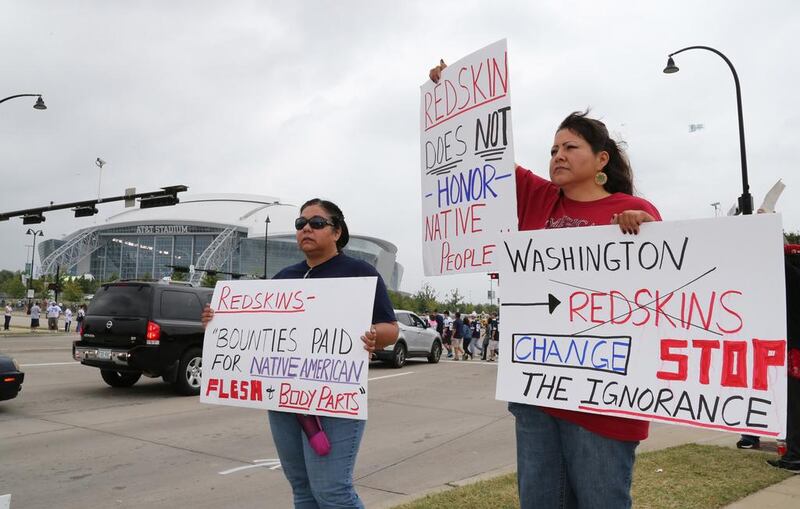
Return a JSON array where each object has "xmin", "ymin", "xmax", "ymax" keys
[{"xmin": 429, "ymin": 63, "xmax": 660, "ymax": 509}]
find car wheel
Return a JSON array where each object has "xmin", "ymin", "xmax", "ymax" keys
[
  {"xmin": 391, "ymin": 341, "xmax": 407, "ymax": 369},
  {"xmin": 175, "ymin": 347, "xmax": 202, "ymax": 396},
  {"xmin": 428, "ymin": 339, "xmax": 442, "ymax": 364},
  {"xmin": 100, "ymin": 369, "xmax": 141, "ymax": 388}
]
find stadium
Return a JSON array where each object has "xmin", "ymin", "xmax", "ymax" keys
[{"xmin": 36, "ymin": 194, "xmax": 403, "ymax": 290}]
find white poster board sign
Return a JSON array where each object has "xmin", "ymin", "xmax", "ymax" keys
[
  {"xmin": 496, "ymin": 215, "xmax": 788, "ymax": 437},
  {"xmin": 200, "ymin": 277, "xmax": 377, "ymax": 420},
  {"xmin": 420, "ymin": 39, "xmax": 517, "ymax": 276}
]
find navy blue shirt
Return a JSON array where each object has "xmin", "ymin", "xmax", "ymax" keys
[{"xmin": 273, "ymin": 253, "xmax": 396, "ymax": 325}]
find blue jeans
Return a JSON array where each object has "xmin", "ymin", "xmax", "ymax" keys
[
  {"xmin": 269, "ymin": 411, "xmax": 366, "ymax": 509},
  {"xmin": 508, "ymin": 403, "xmax": 638, "ymax": 509}
]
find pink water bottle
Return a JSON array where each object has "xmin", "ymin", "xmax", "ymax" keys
[{"xmin": 296, "ymin": 414, "xmax": 331, "ymax": 456}]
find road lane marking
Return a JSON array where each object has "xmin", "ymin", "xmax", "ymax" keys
[
  {"xmin": 20, "ymin": 362, "xmax": 79, "ymax": 367},
  {"xmin": 219, "ymin": 459, "xmax": 282, "ymax": 475},
  {"xmin": 368, "ymin": 372, "xmax": 414, "ymax": 381}
]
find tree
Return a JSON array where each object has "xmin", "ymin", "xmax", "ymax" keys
[
  {"xmin": 62, "ymin": 280, "xmax": 84, "ymax": 303},
  {"xmin": 786, "ymin": 231, "xmax": 800, "ymax": 245},
  {"xmin": 201, "ymin": 273, "xmax": 219, "ymax": 288},
  {"xmin": 171, "ymin": 270, "xmax": 187, "ymax": 282},
  {"xmin": 444, "ymin": 288, "xmax": 464, "ymax": 311},
  {"xmin": 412, "ymin": 283, "xmax": 438, "ymax": 314},
  {"xmin": 2, "ymin": 276, "xmax": 27, "ymax": 299}
]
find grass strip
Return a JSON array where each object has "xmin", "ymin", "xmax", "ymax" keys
[{"xmin": 392, "ymin": 444, "xmax": 792, "ymax": 509}]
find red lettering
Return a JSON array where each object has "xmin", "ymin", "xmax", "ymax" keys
[
  {"xmin": 687, "ymin": 291, "xmax": 715, "ymax": 331},
  {"xmin": 205, "ymin": 378, "xmax": 219, "ymax": 396},
  {"xmin": 654, "ymin": 291, "xmax": 677, "ymax": 328},
  {"xmin": 471, "ymin": 62, "xmax": 486, "ymax": 102},
  {"xmin": 610, "ymin": 290, "xmax": 632, "ymax": 325},
  {"xmin": 721, "ymin": 341, "xmax": 748, "ymax": 388},
  {"xmin": 230, "ymin": 379, "xmax": 239, "ymax": 400},
  {"xmin": 717, "ymin": 290, "xmax": 743, "ymax": 334},
  {"xmin": 590, "ymin": 292, "xmax": 606, "ymax": 324},
  {"xmin": 481, "ymin": 244, "xmax": 494, "ymax": 265},
  {"xmin": 424, "ymin": 92, "xmax": 433, "ymax": 127},
  {"xmin": 656, "ymin": 339, "xmax": 688, "ymax": 381},
  {"xmin": 691, "ymin": 340, "xmax": 720, "ymax": 385},
  {"xmin": 433, "ymin": 82, "xmax": 443, "ymax": 121},
  {"xmin": 752, "ymin": 339, "xmax": 786, "ymax": 390},
  {"xmin": 471, "ymin": 203, "xmax": 485, "ymax": 233},
  {"xmin": 632, "ymin": 289, "xmax": 652, "ymax": 326},
  {"xmin": 569, "ymin": 291, "xmax": 589, "ymax": 322},
  {"xmin": 250, "ymin": 380, "xmax": 263, "ymax": 401},
  {"xmin": 218, "ymin": 286, "xmax": 231, "ymax": 310}
]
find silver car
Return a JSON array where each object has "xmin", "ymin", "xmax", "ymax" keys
[{"xmin": 375, "ymin": 310, "xmax": 442, "ymax": 368}]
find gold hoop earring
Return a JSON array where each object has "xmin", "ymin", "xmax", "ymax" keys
[{"xmin": 594, "ymin": 172, "xmax": 608, "ymax": 186}]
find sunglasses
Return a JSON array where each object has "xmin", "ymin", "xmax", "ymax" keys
[{"xmin": 295, "ymin": 215, "xmax": 336, "ymax": 231}]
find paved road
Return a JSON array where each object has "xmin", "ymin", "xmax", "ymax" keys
[{"xmin": 0, "ymin": 335, "xmax": 518, "ymax": 509}]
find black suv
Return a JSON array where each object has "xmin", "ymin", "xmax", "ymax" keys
[{"xmin": 73, "ymin": 281, "xmax": 212, "ymax": 395}]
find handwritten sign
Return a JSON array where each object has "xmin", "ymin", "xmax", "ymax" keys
[
  {"xmin": 200, "ymin": 277, "xmax": 377, "ymax": 420},
  {"xmin": 495, "ymin": 214, "xmax": 788, "ymax": 437},
  {"xmin": 419, "ymin": 39, "xmax": 517, "ymax": 276}
]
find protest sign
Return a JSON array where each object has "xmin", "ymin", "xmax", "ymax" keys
[
  {"xmin": 200, "ymin": 277, "xmax": 377, "ymax": 420},
  {"xmin": 495, "ymin": 214, "xmax": 788, "ymax": 437},
  {"xmin": 420, "ymin": 39, "xmax": 517, "ymax": 276}
]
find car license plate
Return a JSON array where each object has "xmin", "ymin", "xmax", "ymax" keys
[{"xmin": 97, "ymin": 349, "xmax": 112, "ymax": 360}]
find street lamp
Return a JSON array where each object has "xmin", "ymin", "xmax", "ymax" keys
[
  {"xmin": 263, "ymin": 215, "xmax": 271, "ymax": 279},
  {"xmin": 26, "ymin": 228, "xmax": 44, "ymax": 302},
  {"xmin": 0, "ymin": 94, "xmax": 47, "ymax": 110},
  {"xmin": 663, "ymin": 46, "xmax": 753, "ymax": 215}
]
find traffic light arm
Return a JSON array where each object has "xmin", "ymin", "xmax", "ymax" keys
[{"xmin": 0, "ymin": 185, "xmax": 189, "ymax": 223}]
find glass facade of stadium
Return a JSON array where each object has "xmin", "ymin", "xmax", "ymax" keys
[{"xmin": 39, "ymin": 223, "xmax": 403, "ymax": 291}]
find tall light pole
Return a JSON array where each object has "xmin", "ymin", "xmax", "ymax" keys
[
  {"xmin": 26, "ymin": 228, "xmax": 44, "ymax": 303},
  {"xmin": 0, "ymin": 94, "xmax": 47, "ymax": 110},
  {"xmin": 263, "ymin": 215, "xmax": 271, "ymax": 279},
  {"xmin": 95, "ymin": 157, "xmax": 107, "ymax": 200},
  {"xmin": 663, "ymin": 46, "xmax": 753, "ymax": 215}
]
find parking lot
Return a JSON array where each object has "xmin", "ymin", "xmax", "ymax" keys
[{"xmin": 0, "ymin": 334, "xmax": 516, "ymax": 509}]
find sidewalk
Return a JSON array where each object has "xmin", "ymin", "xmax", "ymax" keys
[{"xmin": 0, "ymin": 312, "xmax": 73, "ymax": 337}]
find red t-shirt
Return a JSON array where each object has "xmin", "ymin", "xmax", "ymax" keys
[{"xmin": 515, "ymin": 165, "xmax": 662, "ymax": 442}]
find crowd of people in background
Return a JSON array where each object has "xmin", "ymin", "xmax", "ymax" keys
[
  {"xmin": 427, "ymin": 309, "xmax": 499, "ymax": 361},
  {"xmin": 0, "ymin": 298, "xmax": 86, "ymax": 333}
]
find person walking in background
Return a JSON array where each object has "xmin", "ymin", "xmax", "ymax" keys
[
  {"xmin": 30, "ymin": 302, "xmax": 41, "ymax": 330},
  {"xmin": 462, "ymin": 316, "xmax": 473, "ymax": 360},
  {"xmin": 75, "ymin": 304, "xmax": 86, "ymax": 335},
  {"xmin": 64, "ymin": 306, "xmax": 73, "ymax": 333},
  {"xmin": 451, "ymin": 312, "xmax": 464, "ymax": 361},
  {"xmin": 442, "ymin": 310, "xmax": 453, "ymax": 358},
  {"xmin": 469, "ymin": 317, "xmax": 482, "ymax": 358},
  {"xmin": 4, "ymin": 303, "xmax": 12, "ymax": 330},
  {"xmin": 46, "ymin": 302, "xmax": 61, "ymax": 331}
]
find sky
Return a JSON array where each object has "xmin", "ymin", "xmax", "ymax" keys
[{"xmin": 1, "ymin": 0, "xmax": 798, "ymax": 304}]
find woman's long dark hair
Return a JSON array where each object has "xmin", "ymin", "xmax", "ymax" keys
[
  {"xmin": 300, "ymin": 198, "xmax": 350, "ymax": 252},
  {"xmin": 557, "ymin": 110, "xmax": 634, "ymax": 195}
]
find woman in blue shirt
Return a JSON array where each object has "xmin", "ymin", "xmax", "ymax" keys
[{"xmin": 204, "ymin": 198, "xmax": 398, "ymax": 508}]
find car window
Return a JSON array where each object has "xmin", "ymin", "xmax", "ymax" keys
[
  {"xmin": 89, "ymin": 284, "xmax": 152, "ymax": 317},
  {"xmin": 396, "ymin": 312, "xmax": 412, "ymax": 327},
  {"xmin": 160, "ymin": 291, "xmax": 203, "ymax": 321},
  {"xmin": 409, "ymin": 313, "xmax": 425, "ymax": 328}
]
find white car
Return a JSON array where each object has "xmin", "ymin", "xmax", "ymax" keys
[{"xmin": 375, "ymin": 310, "xmax": 442, "ymax": 368}]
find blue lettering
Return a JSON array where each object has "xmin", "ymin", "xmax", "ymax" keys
[
  {"xmin": 591, "ymin": 340, "xmax": 609, "ymax": 369},
  {"xmin": 611, "ymin": 341, "xmax": 629, "ymax": 373},
  {"xmin": 435, "ymin": 165, "xmax": 499, "ymax": 207},
  {"xmin": 515, "ymin": 336, "xmax": 531, "ymax": 360}
]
